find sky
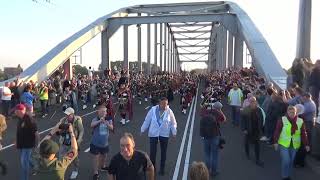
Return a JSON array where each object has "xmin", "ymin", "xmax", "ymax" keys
[{"xmin": 0, "ymin": 0, "xmax": 319, "ymax": 71}]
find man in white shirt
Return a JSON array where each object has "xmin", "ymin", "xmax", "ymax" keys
[
  {"xmin": 1, "ymin": 82, "xmax": 13, "ymax": 116},
  {"xmin": 228, "ymin": 83, "xmax": 243, "ymax": 126},
  {"xmin": 141, "ymin": 97, "xmax": 177, "ymax": 176}
]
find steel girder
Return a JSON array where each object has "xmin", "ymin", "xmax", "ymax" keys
[{"xmin": 4, "ymin": 1, "xmax": 287, "ymax": 90}]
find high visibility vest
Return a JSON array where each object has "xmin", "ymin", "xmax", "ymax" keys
[
  {"xmin": 39, "ymin": 87, "xmax": 48, "ymax": 100},
  {"xmin": 278, "ymin": 116, "xmax": 303, "ymax": 149}
]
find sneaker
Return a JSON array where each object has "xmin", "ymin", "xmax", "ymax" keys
[
  {"xmin": 83, "ymin": 105, "xmax": 87, "ymax": 110},
  {"xmin": 260, "ymin": 136, "xmax": 268, "ymax": 141},
  {"xmin": 42, "ymin": 114, "xmax": 48, "ymax": 118},
  {"xmin": 120, "ymin": 119, "xmax": 125, "ymax": 125},
  {"xmin": 145, "ymin": 98, "xmax": 148, "ymax": 102},
  {"xmin": 100, "ymin": 166, "xmax": 109, "ymax": 172},
  {"xmin": 70, "ymin": 171, "xmax": 78, "ymax": 179},
  {"xmin": 255, "ymin": 160, "xmax": 264, "ymax": 167},
  {"xmin": 93, "ymin": 104, "xmax": 96, "ymax": 108},
  {"xmin": 93, "ymin": 173, "xmax": 99, "ymax": 180},
  {"xmin": 139, "ymin": 101, "xmax": 142, "ymax": 104}
]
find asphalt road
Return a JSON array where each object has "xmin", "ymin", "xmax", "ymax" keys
[{"xmin": 1, "ymin": 84, "xmax": 320, "ymax": 180}]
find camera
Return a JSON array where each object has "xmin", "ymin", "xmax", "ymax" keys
[{"xmin": 56, "ymin": 123, "xmax": 70, "ymax": 136}]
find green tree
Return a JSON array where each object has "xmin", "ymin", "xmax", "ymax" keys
[{"xmin": 73, "ymin": 65, "xmax": 88, "ymax": 76}]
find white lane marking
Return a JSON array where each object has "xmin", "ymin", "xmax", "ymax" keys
[
  {"xmin": 145, "ymin": 106, "xmax": 150, "ymax": 110},
  {"xmin": 84, "ymin": 147, "xmax": 90, "ymax": 153},
  {"xmin": 172, "ymin": 96, "xmax": 195, "ymax": 180},
  {"xmin": 0, "ymin": 110, "xmax": 97, "ymax": 152},
  {"xmin": 182, "ymin": 86, "xmax": 199, "ymax": 180}
]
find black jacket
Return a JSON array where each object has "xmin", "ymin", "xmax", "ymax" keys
[{"xmin": 200, "ymin": 115, "xmax": 220, "ymax": 138}]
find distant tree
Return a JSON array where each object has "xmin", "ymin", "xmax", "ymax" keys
[{"xmin": 73, "ymin": 65, "xmax": 88, "ymax": 76}]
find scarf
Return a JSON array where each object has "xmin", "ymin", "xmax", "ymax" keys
[{"xmin": 286, "ymin": 115, "xmax": 298, "ymax": 135}]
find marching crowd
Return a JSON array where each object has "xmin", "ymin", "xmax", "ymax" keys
[{"xmin": 0, "ymin": 65, "xmax": 319, "ymax": 180}]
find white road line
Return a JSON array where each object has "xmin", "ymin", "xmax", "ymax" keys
[
  {"xmin": 0, "ymin": 109, "xmax": 97, "ymax": 152},
  {"xmin": 145, "ymin": 106, "xmax": 150, "ymax": 110},
  {"xmin": 182, "ymin": 85, "xmax": 199, "ymax": 180},
  {"xmin": 84, "ymin": 147, "xmax": 90, "ymax": 153},
  {"xmin": 172, "ymin": 96, "xmax": 196, "ymax": 180}
]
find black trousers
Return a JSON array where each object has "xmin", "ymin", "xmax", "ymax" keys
[
  {"xmin": 150, "ymin": 136, "xmax": 168, "ymax": 171},
  {"xmin": 40, "ymin": 100, "xmax": 48, "ymax": 115},
  {"xmin": 244, "ymin": 135, "xmax": 260, "ymax": 161}
]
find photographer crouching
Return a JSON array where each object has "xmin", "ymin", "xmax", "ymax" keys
[
  {"xmin": 34, "ymin": 121, "xmax": 78, "ymax": 180},
  {"xmin": 57, "ymin": 107, "xmax": 84, "ymax": 179}
]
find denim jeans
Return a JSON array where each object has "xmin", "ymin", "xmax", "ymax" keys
[
  {"xmin": 40, "ymin": 100, "xmax": 48, "ymax": 115},
  {"xmin": 149, "ymin": 136, "xmax": 168, "ymax": 171},
  {"xmin": 231, "ymin": 106, "xmax": 240, "ymax": 125},
  {"xmin": 20, "ymin": 148, "xmax": 33, "ymax": 180},
  {"xmin": 279, "ymin": 145, "xmax": 297, "ymax": 178},
  {"xmin": 203, "ymin": 137, "xmax": 220, "ymax": 173}
]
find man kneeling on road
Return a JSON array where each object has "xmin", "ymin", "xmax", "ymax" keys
[
  {"xmin": 34, "ymin": 122, "xmax": 78, "ymax": 180},
  {"xmin": 58, "ymin": 107, "xmax": 84, "ymax": 179}
]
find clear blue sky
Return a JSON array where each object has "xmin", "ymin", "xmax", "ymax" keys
[{"xmin": 0, "ymin": 0, "xmax": 319, "ymax": 71}]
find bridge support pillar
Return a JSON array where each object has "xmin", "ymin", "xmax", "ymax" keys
[
  {"xmin": 63, "ymin": 58, "xmax": 72, "ymax": 80},
  {"xmin": 164, "ymin": 24, "xmax": 167, "ymax": 72},
  {"xmin": 296, "ymin": 0, "xmax": 312, "ymax": 59},
  {"xmin": 154, "ymin": 23, "xmax": 158, "ymax": 72},
  {"xmin": 101, "ymin": 29, "xmax": 110, "ymax": 71},
  {"xmin": 227, "ymin": 31, "xmax": 234, "ymax": 68},
  {"xmin": 221, "ymin": 26, "xmax": 227, "ymax": 70},
  {"xmin": 137, "ymin": 13, "xmax": 142, "ymax": 72},
  {"xmin": 123, "ymin": 24, "xmax": 129, "ymax": 70},
  {"xmin": 159, "ymin": 23, "xmax": 163, "ymax": 71},
  {"xmin": 168, "ymin": 33, "xmax": 171, "ymax": 73},
  {"xmin": 234, "ymin": 36, "xmax": 243, "ymax": 68},
  {"xmin": 147, "ymin": 23, "xmax": 151, "ymax": 74}
]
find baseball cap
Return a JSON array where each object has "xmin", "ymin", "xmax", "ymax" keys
[
  {"xmin": 64, "ymin": 107, "xmax": 75, "ymax": 115},
  {"xmin": 213, "ymin": 102, "xmax": 223, "ymax": 109},
  {"xmin": 15, "ymin": 104, "xmax": 26, "ymax": 111},
  {"xmin": 40, "ymin": 139, "xmax": 59, "ymax": 156}
]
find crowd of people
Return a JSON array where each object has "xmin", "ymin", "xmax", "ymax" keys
[
  {"xmin": 0, "ymin": 64, "xmax": 319, "ymax": 180},
  {"xmin": 199, "ymin": 66, "xmax": 320, "ymax": 180}
]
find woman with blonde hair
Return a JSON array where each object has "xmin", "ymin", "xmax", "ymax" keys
[
  {"xmin": 189, "ymin": 161, "xmax": 210, "ymax": 180},
  {"xmin": 0, "ymin": 114, "xmax": 7, "ymax": 175}
]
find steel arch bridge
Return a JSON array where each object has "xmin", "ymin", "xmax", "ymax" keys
[{"xmin": 5, "ymin": 1, "xmax": 287, "ymax": 88}]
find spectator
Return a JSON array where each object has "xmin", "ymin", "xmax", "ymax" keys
[
  {"xmin": 241, "ymin": 97, "xmax": 264, "ymax": 167},
  {"xmin": 58, "ymin": 107, "xmax": 84, "ymax": 179},
  {"xmin": 141, "ymin": 97, "xmax": 177, "ymax": 176},
  {"xmin": 34, "ymin": 122, "xmax": 78, "ymax": 180},
  {"xmin": 273, "ymin": 106, "xmax": 310, "ymax": 180},
  {"xmin": 15, "ymin": 104, "xmax": 39, "ymax": 180},
  {"xmin": 108, "ymin": 133, "xmax": 154, "ymax": 180},
  {"xmin": 90, "ymin": 106, "xmax": 113, "ymax": 180},
  {"xmin": 1, "ymin": 82, "xmax": 13, "ymax": 116},
  {"xmin": 228, "ymin": 83, "xmax": 243, "ymax": 126},
  {"xmin": 189, "ymin": 161, "xmax": 209, "ymax": 180},
  {"xmin": 0, "ymin": 114, "xmax": 7, "ymax": 176},
  {"xmin": 200, "ymin": 103, "xmax": 223, "ymax": 177},
  {"xmin": 21, "ymin": 85, "xmax": 34, "ymax": 115},
  {"xmin": 301, "ymin": 93, "xmax": 316, "ymax": 143},
  {"xmin": 308, "ymin": 59, "xmax": 320, "ymax": 111},
  {"xmin": 39, "ymin": 82, "xmax": 49, "ymax": 118}
]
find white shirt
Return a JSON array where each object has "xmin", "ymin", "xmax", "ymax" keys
[
  {"xmin": 1, "ymin": 86, "xmax": 12, "ymax": 101},
  {"xmin": 228, "ymin": 88, "xmax": 243, "ymax": 107},
  {"xmin": 141, "ymin": 105, "xmax": 177, "ymax": 137}
]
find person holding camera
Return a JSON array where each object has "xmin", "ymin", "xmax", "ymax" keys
[
  {"xmin": 200, "ymin": 102, "xmax": 224, "ymax": 177},
  {"xmin": 90, "ymin": 106, "xmax": 114, "ymax": 180},
  {"xmin": 58, "ymin": 107, "xmax": 84, "ymax": 179},
  {"xmin": 34, "ymin": 122, "xmax": 78, "ymax": 180}
]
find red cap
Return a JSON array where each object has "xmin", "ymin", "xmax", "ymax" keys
[{"xmin": 15, "ymin": 104, "xmax": 26, "ymax": 111}]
